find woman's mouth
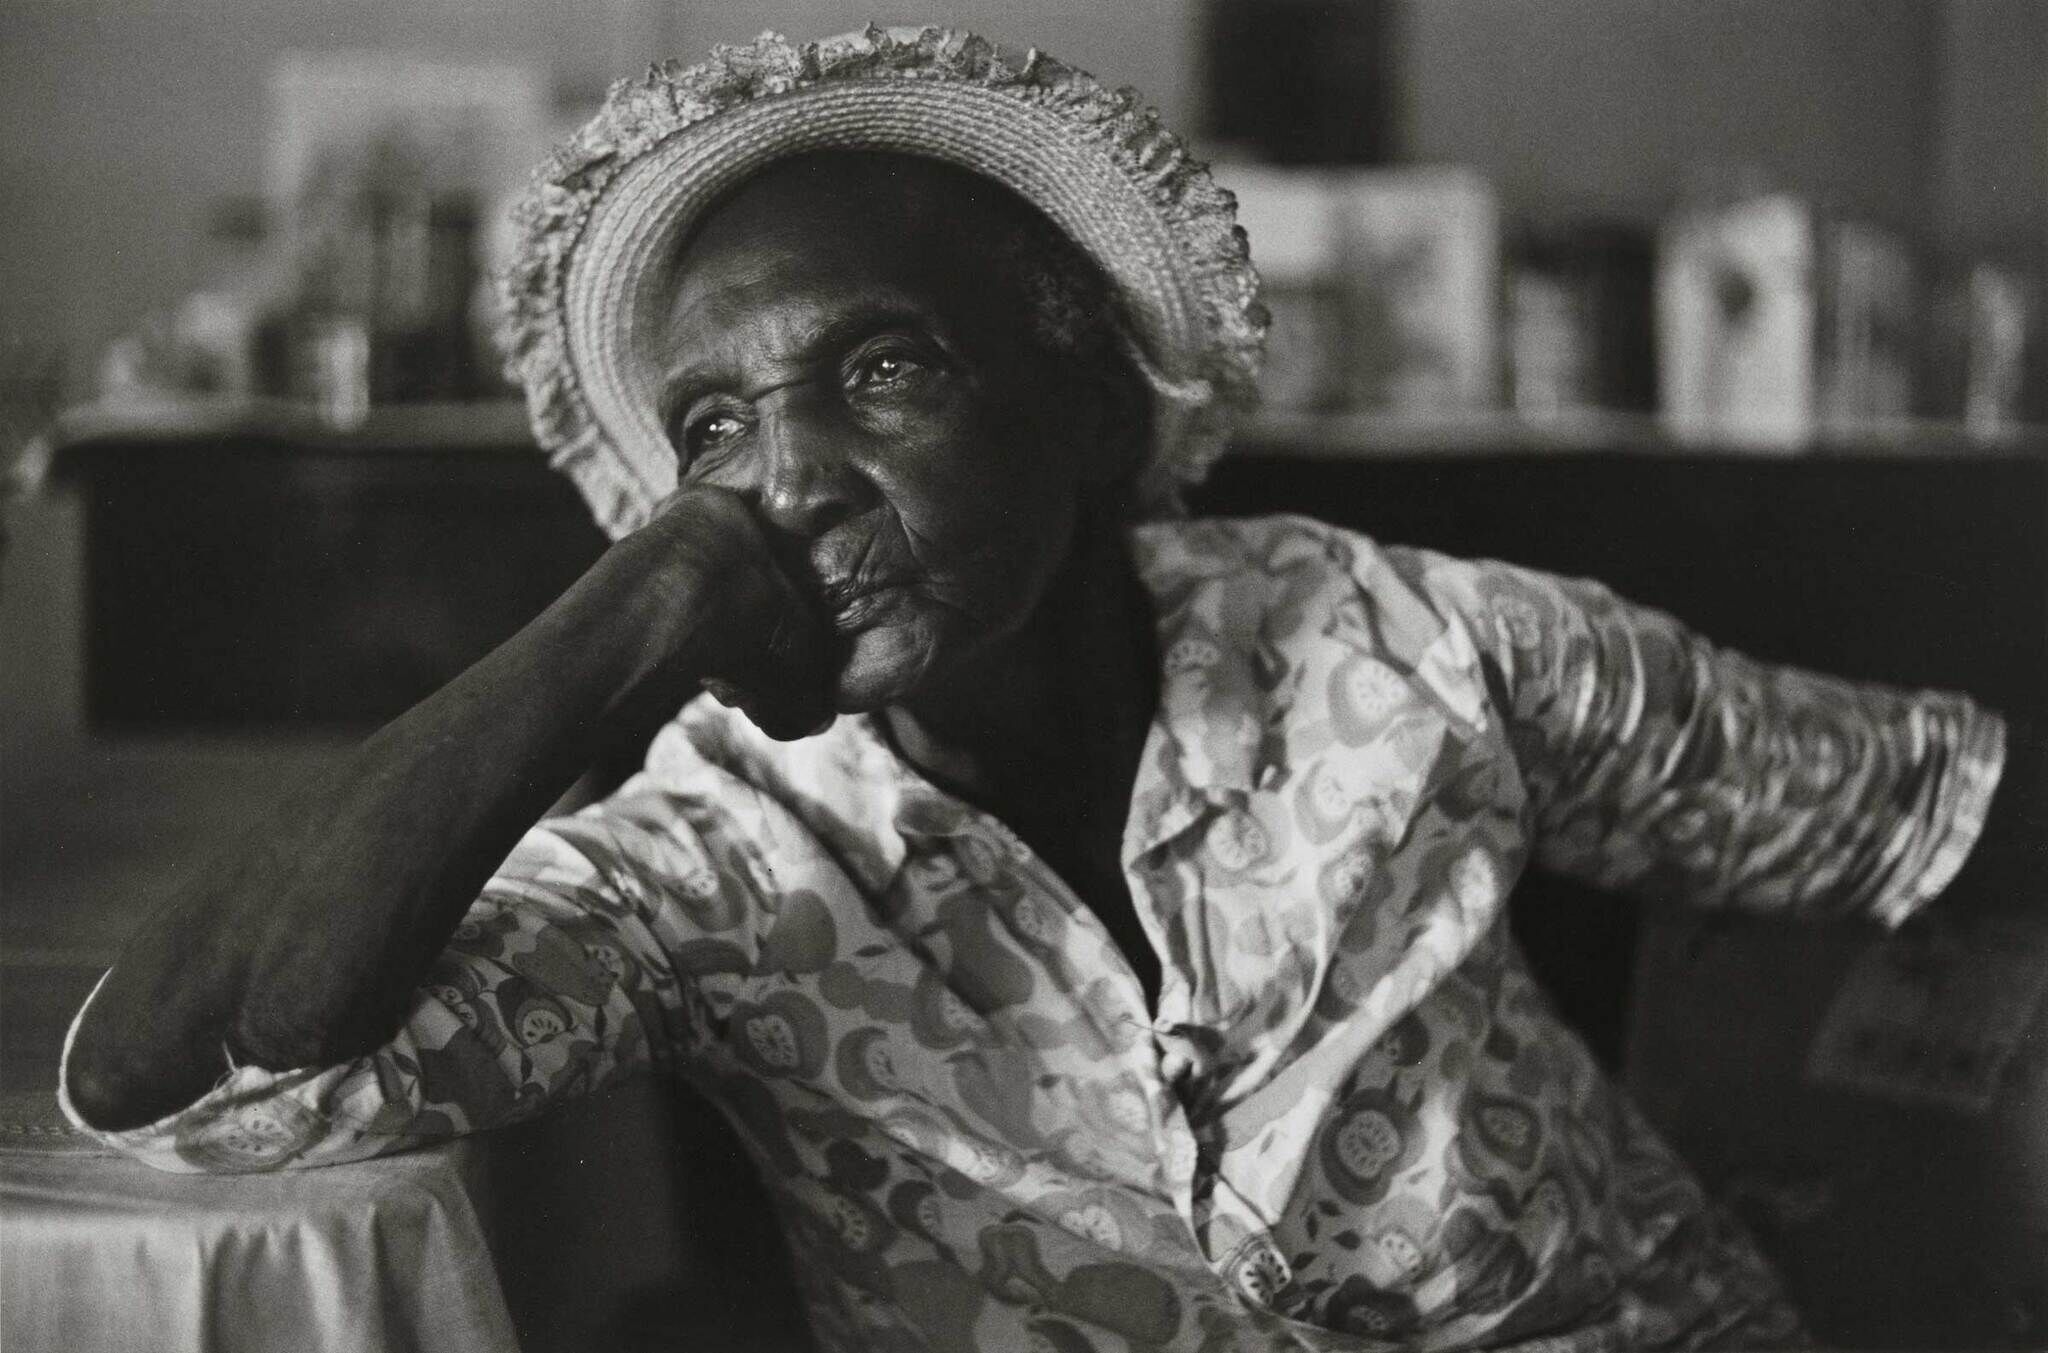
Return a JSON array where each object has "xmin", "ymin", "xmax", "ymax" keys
[
  {"xmin": 821, "ymin": 579, "xmax": 906, "ymax": 634},
  {"xmin": 807, "ymin": 527, "xmax": 912, "ymax": 634}
]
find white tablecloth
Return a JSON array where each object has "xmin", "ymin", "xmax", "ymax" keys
[{"xmin": 0, "ymin": 1091, "xmax": 516, "ymax": 1353}]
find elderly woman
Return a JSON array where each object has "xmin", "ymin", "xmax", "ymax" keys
[{"xmin": 62, "ymin": 28, "xmax": 2028, "ymax": 1353}]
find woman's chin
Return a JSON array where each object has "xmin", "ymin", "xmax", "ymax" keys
[{"xmin": 830, "ymin": 621, "xmax": 947, "ymax": 712}]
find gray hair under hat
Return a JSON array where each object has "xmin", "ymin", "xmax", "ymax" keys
[{"xmin": 499, "ymin": 25, "xmax": 1268, "ymax": 536}]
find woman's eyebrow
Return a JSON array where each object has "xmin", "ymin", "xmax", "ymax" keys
[
  {"xmin": 798, "ymin": 299, "xmax": 949, "ymax": 361},
  {"xmin": 661, "ymin": 296, "xmax": 952, "ymax": 414}
]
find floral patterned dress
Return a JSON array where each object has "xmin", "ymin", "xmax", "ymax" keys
[{"xmin": 62, "ymin": 515, "xmax": 2004, "ymax": 1352}]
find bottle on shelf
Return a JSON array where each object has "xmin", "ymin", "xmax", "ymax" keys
[{"xmin": 272, "ymin": 145, "xmax": 377, "ymax": 429}]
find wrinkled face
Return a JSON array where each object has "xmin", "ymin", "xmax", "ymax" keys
[{"xmin": 652, "ymin": 152, "xmax": 1134, "ymax": 711}]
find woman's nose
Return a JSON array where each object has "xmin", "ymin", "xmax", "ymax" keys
[{"xmin": 747, "ymin": 398, "xmax": 870, "ymax": 539}]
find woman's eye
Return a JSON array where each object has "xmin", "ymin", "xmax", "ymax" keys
[
  {"xmin": 851, "ymin": 348, "xmax": 925, "ymax": 389},
  {"xmin": 685, "ymin": 411, "xmax": 746, "ymax": 452}
]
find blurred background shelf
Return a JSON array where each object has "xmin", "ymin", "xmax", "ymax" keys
[
  {"xmin": 41, "ymin": 395, "xmax": 534, "ymax": 458},
  {"xmin": 1242, "ymin": 408, "xmax": 2048, "ymax": 460},
  {"xmin": 39, "ymin": 396, "xmax": 2048, "ymax": 467}
]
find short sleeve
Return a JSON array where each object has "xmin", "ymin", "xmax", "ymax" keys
[
  {"xmin": 57, "ymin": 782, "xmax": 731, "ymax": 1173},
  {"xmin": 1389, "ymin": 546, "xmax": 2008, "ymax": 924}
]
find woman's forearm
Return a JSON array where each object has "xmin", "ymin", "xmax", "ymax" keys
[{"xmin": 65, "ymin": 525, "xmax": 717, "ymax": 1130}]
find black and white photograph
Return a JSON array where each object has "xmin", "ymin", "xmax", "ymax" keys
[{"xmin": 1, "ymin": 3, "xmax": 2043, "ymax": 1350}]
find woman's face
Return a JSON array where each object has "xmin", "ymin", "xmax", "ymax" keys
[{"xmin": 649, "ymin": 154, "xmax": 1130, "ymax": 713}]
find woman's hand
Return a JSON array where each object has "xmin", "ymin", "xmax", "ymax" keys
[{"xmin": 635, "ymin": 486, "xmax": 839, "ymax": 741}]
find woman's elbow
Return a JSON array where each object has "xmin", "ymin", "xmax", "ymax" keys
[{"xmin": 63, "ymin": 1033, "xmax": 186, "ymax": 1132}]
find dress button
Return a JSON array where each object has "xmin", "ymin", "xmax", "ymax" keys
[{"xmin": 1225, "ymin": 1232, "xmax": 1293, "ymax": 1307}]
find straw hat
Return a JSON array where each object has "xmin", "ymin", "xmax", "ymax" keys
[{"xmin": 499, "ymin": 25, "xmax": 1267, "ymax": 538}]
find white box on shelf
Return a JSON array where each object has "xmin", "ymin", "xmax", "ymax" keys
[
  {"xmin": 266, "ymin": 52, "xmax": 549, "ymax": 273},
  {"xmin": 1331, "ymin": 167, "xmax": 1501, "ymax": 416},
  {"xmin": 1657, "ymin": 193, "xmax": 1816, "ymax": 450}
]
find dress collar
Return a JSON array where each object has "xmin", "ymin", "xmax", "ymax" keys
[{"xmin": 1119, "ymin": 520, "xmax": 1286, "ymax": 863}]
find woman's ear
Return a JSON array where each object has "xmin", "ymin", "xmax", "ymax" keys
[{"xmin": 1074, "ymin": 361, "xmax": 1151, "ymax": 493}]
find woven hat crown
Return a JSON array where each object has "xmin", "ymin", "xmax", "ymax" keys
[{"xmin": 499, "ymin": 25, "xmax": 1267, "ymax": 536}]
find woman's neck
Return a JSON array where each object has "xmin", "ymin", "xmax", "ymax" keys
[{"xmin": 882, "ymin": 509, "xmax": 1159, "ymax": 830}]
